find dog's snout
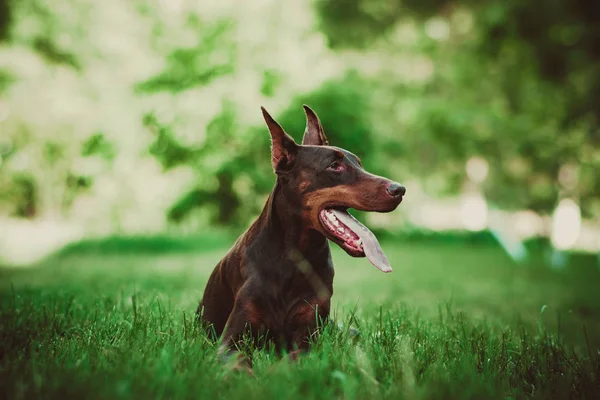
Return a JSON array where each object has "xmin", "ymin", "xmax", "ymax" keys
[{"xmin": 386, "ymin": 182, "xmax": 406, "ymax": 198}]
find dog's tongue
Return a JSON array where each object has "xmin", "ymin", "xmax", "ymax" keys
[{"xmin": 330, "ymin": 209, "xmax": 392, "ymax": 273}]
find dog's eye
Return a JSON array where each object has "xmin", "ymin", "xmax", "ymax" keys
[{"xmin": 327, "ymin": 161, "xmax": 343, "ymax": 171}]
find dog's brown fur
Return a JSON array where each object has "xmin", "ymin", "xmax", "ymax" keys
[{"xmin": 197, "ymin": 106, "xmax": 405, "ymax": 372}]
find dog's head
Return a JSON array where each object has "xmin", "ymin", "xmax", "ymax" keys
[{"xmin": 261, "ymin": 106, "xmax": 405, "ymax": 273}]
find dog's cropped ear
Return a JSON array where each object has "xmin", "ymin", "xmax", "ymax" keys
[
  {"xmin": 302, "ymin": 105, "xmax": 329, "ymax": 146},
  {"xmin": 261, "ymin": 106, "xmax": 298, "ymax": 173}
]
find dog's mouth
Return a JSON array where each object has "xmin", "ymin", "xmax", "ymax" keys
[{"xmin": 319, "ymin": 208, "xmax": 392, "ymax": 273}]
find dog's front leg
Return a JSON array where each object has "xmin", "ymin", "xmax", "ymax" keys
[{"xmin": 218, "ymin": 302, "xmax": 255, "ymax": 375}]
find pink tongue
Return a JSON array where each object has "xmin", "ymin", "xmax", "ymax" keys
[{"xmin": 330, "ymin": 209, "xmax": 392, "ymax": 273}]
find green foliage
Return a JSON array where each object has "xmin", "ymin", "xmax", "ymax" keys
[
  {"xmin": 145, "ymin": 105, "xmax": 270, "ymax": 226},
  {"xmin": 1, "ymin": 241, "xmax": 599, "ymax": 399},
  {"xmin": 145, "ymin": 114, "xmax": 196, "ymax": 170},
  {"xmin": 81, "ymin": 133, "xmax": 116, "ymax": 161},
  {"xmin": 278, "ymin": 72, "xmax": 375, "ymax": 165},
  {"xmin": 167, "ymin": 189, "xmax": 215, "ymax": 223},
  {"xmin": 135, "ymin": 20, "xmax": 235, "ymax": 94},
  {"xmin": 260, "ymin": 69, "xmax": 283, "ymax": 97},
  {"xmin": 32, "ymin": 36, "xmax": 81, "ymax": 70},
  {"xmin": 315, "ymin": 0, "xmax": 404, "ymax": 49},
  {"xmin": 8, "ymin": 176, "xmax": 36, "ymax": 217},
  {"xmin": 144, "ymin": 73, "xmax": 383, "ymax": 226},
  {"xmin": 315, "ymin": 0, "xmax": 600, "ymax": 216},
  {"xmin": 140, "ymin": 0, "xmax": 599, "ymax": 225},
  {"xmin": 0, "ymin": 68, "xmax": 14, "ymax": 92},
  {"xmin": 0, "ymin": 0, "xmax": 10, "ymax": 41},
  {"xmin": 1, "ymin": 0, "xmax": 599, "ymax": 227},
  {"xmin": 9, "ymin": 0, "xmax": 81, "ymax": 69}
]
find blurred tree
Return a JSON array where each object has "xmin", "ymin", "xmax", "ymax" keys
[
  {"xmin": 0, "ymin": 1, "xmax": 244, "ymax": 229},
  {"xmin": 0, "ymin": 0, "xmax": 125, "ymax": 219},
  {"xmin": 145, "ymin": 73, "xmax": 377, "ymax": 227},
  {"xmin": 2, "ymin": 0, "xmax": 598, "ymax": 234},
  {"xmin": 0, "ymin": 0, "xmax": 10, "ymax": 41},
  {"xmin": 315, "ymin": 0, "xmax": 600, "ymax": 217},
  {"xmin": 135, "ymin": 20, "xmax": 234, "ymax": 94},
  {"xmin": 145, "ymin": 104, "xmax": 270, "ymax": 227},
  {"xmin": 276, "ymin": 72, "xmax": 375, "ymax": 170}
]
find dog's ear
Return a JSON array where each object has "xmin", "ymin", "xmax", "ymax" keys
[
  {"xmin": 302, "ymin": 105, "xmax": 329, "ymax": 146},
  {"xmin": 261, "ymin": 106, "xmax": 298, "ymax": 173}
]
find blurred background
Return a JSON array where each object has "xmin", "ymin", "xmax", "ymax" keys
[{"xmin": 0, "ymin": 0, "xmax": 599, "ymax": 266}]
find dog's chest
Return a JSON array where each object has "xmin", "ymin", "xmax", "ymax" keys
[
  {"xmin": 245, "ymin": 290, "xmax": 330, "ymax": 341},
  {"xmin": 245, "ymin": 265, "xmax": 332, "ymax": 337},
  {"xmin": 240, "ymin": 245, "xmax": 334, "ymax": 341}
]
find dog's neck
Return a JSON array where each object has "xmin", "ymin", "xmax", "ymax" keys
[{"xmin": 255, "ymin": 181, "xmax": 329, "ymax": 260}]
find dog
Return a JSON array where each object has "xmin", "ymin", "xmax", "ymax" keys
[{"xmin": 197, "ymin": 105, "xmax": 405, "ymax": 372}]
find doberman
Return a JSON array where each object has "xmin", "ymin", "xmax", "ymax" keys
[{"xmin": 196, "ymin": 105, "xmax": 405, "ymax": 372}]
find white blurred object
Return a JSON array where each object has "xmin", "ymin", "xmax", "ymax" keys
[
  {"xmin": 551, "ymin": 198, "xmax": 581, "ymax": 250},
  {"xmin": 0, "ymin": 218, "xmax": 84, "ymax": 266},
  {"xmin": 0, "ymin": 101, "xmax": 10, "ymax": 121},
  {"xmin": 489, "ymin": 229, "xmax": 528, "ymax": 263},
  {"xmin": 466, "ymin": 157, "xmax": 489, "ymax": 183},
  {"xmin": 513, "ymin": 210, "xmax": 545, "ymax": 238},
  {"xmin": 460, "ymin": 192, "xmax": 488, "ymax": 231},
  {"xmin": 425, "ymin": 18, "xmax": 450, "ymax": 41}
]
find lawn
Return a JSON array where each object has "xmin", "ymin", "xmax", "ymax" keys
[{"xmin": 1, "ymin": 234, "xmax": 599, "ymax": 399}]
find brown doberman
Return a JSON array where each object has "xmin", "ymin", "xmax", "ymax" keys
[{"xmin": 197, "ymin": 105, "xmax": 405, "ymax": 372}]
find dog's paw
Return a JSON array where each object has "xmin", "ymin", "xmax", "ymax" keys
[
  {"xmin": 221, "ymin": 352, "xmax": 254, "ymax": 377},
  {"xmin": 229, "ymin": 362, "xmax": 254, "ymax": 377},
  {"xmin": 286, "ymin": 349, "xmax": 307, "ymax": 362}
]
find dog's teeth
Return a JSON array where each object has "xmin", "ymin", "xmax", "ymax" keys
[{"xmin": 356, "ymin": 238, "xmax": 363, "ymax": 246}]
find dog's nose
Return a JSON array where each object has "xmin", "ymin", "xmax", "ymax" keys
[{"xmin": 386, "ymin": 182, "xmax": 406, "ymax": 197}]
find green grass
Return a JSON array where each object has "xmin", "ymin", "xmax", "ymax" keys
[{"xmin": 1, "ymin": 236, "xmax": 599, "ymax": 399}]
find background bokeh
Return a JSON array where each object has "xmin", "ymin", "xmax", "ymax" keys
[
  {"xmin": 1, "ymin": 3, "xmax": 600, "ymax": 398},
  {"xmin": 0, "ymin": 0, "xmax": 599, "ymax": 264}
]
